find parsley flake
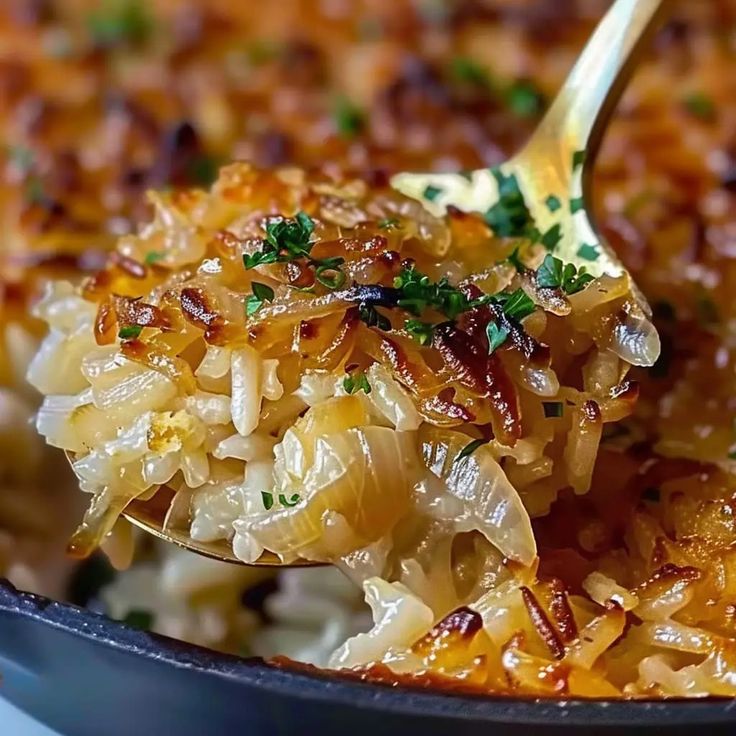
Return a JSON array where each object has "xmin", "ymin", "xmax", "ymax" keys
[
  {"xmin": 87, "ymin": 0, "xmax": 152, "ymax": 48},
  {"xmin": 494, "ymin": 288, "xmax": 535, "ymax": 321},
  {"xmin": 486, "ymin": 322, "xmax": 509, "ymax": 354},
  {"xmin": 144, "ymin": 251, "xmax": 165, "ymax": 265},
  {"xmin": 545, "ymin": 194, "xmax": 562, "ymax": 213},
  {"xmin": 378, "ymin": 217, "xmax": 401, "ymax": 230},
  {"xmin": 456, "ymin": 438, "xmax": 487, "ymax": 462},
  {"xmin": 570, "ymin": 197, "xmax": 584, "ymax": 214},
  {"xmin": 423, "ymin": 184, "xmax": 443, "ymax": 202},
  {"xmin": 118, "ymin": 325, "xmax": 143, "ymax": 341},
  {"xmin": 261, "ymin": 491, "xmax": 275, "ymax": 511},
  {"xmin": 343, "ymin": 371, "xmax": 372, "ymax": 395},
  {"xmin": 683, "ymin": 92, "xmax": 715, "ymax": 121},
  {"xmin": 572, "ymin": 150, "xmax": 587, "ymax": 170},
  {"xmin": 540, "ymin": 223, "xmax": 563, "ymax": 251},
  {"xmin": 450, "ymin": 57, "xmax": 492, "ymax": 88},
  {"xmin": 358, "ymin": 303, "xmax": 391, "ymax": 331},
  {"xmin": 245, "ymin": 282, "xmax": 275, "ymax": 317},
  {"xmin": 536, "ymin": 254, "xmax": 594, "ymax": 295},
  {"xmin": 405, "ymin": 319, "xmax": 435, "ymax": 346},
  {"xmin": 577, "ymin": 243, "xmax": 600, "ymax": 261},
  {"xmin": 333, "ymin": 97, "xmax": 365, "ymax": 139},
  {"xmin": 505, "ymin": 79, "xmax": 545, "ymax": 118},
  {"xmin": 485, "ymin": 168, "xmax": 538, "ymax": 240}
]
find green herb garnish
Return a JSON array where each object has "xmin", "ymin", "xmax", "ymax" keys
[
  {"xmin": 405, "ymin": 319, "xmax": 435, "ymax": 346},
  {"xmin": 545, "ymin": 194, "xmax": 562, "ymax": 213},
  {"xmin": 343, "ymin": 371, "xmax": 372, "ymax": 395},
  {"xmin": 118, "ymin": 325, "xmax": 143, "ymax": 340},
  {"xmin": 505, "ymin": 79, "xmax": 544, "ymax": 118},
  {"xmin": 423, "ymin": 184, "xmax": 443, "ymax": 202},
  {"xmin": 87, "ymin": 0, "xmax": 152, "ymax": 48},
  {"xmin": 572, "ymin": 150, "xmax": 587, "ymax": 170},
  {"xmin": 358, "ymin": 303, "xmax": 391, "ymax": 331},
  {"xmin": 577, "ymin": 243, "xmax": 600, "ymax": 261},
  {"xmin": 536, "ymin": 254, "xmax": 594, "ymax": 295},
  {"xmin": 570, "ymin": 197, "xmax": 584, "ymax": 214},
  {"xmin": 123, "ymin": 609, "xmax": 154, "ymax": 630},
  {"xmin": 393, "ymin": 265, "xmax": 471, "ymax": 320},
  {"xmin": 540, "ymin": 223, "xmax": 562, "ymax": 251},
  {"xmin": 683, "ymin": 92, "xmax": 715, "ymax": 121},
  {"xmin": 144, "ymin": 251, "xmax": 165, "ymax": 265},
  {"xmin": 450, "ymin": 57, "xmax": 493, "ymax": 88},
  {"xmin": 187, "ymin": 155, "xmax": 220, "ymax": 188},
  {"xmin": 494, "ymin": 288, "xmax": 535, "ymax": 321},
  {"xmin": 333, "ymin": 97, "xmax": 365, "ymax": 139},
  {"xmin": 485, "ymin": 168, "xmax": 538, "ymax": 240},
  {"xmin": 486, "ymin": 322, "xmax": 509, "ymax": 354},
  {"xmin": 279, "ymin": 493, "xmax": 301, "ymax": 507},
  {"xmin": 542, "ymin": 402, "xmax": 563, "ymax": 418},
  {"xmin": 261, "ymin": 491, "xmax": 275, "ymax": 511},
  {"xmin": 245, "ymin": 282, "xmax": 275, "ymax": 317},
  {"xmin": 378, "ymin": 217, "xmax": 401, "ymax": 230},
  {"xmin": 456, "ymin": 438, "xmax": 487, "ymax": 462},
  {"xmin": 315, "ymin": 258, "xmax": 347, "ymax": 289}
]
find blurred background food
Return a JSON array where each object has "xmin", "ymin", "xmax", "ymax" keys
[{"xmin": 3, "ymin": 0, "xmax": 736, "ymax": 674}]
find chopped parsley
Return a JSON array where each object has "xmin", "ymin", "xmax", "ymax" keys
[
  {"xmin": 343, "ymin": 370, "xmax": 372, "ymax": 395},
  {"xmin": 118, "ymin": 324, "xmax": 143, "ymax": 341},
  {"xmin": 536, "ymin": 254, "xmax": 594, "ymax": 295},
  {"xmin": 485, "ymin": 168, "xmax": 538, "ymax": 240},
  {"xmin": 123, "ymin": 609, "xmax": 154, "ymax": 631},
  {"xmin": 545, "ymin": 194, "xmax": 562, "ymax": 213},
  {"xmin": 87, "ymin": 0, "xmax": 152, "ymax": 48},
  {"xmin": 494, "ymin": 288, "xmax": 536, "ymax": 321},
  {"xmin": 393, "ymin": 265, "xmax": 476, "ymax": 320},
  {"xmin": 505, "ymin": 79, "xmax": 545, "ymax": 118},
  {"xmin": 187, "ymin": 155, "xmax": 220, "ymax": 188},
  {"xmin": 456, "ymin": 438, "xmax": 488, "ymax": 462},
  {"xmin": 378, "ymin": 217, "xmax": 401, "ymax": 230},
  {"xmin": 450, "ymin": 57, "xmax": 493, "ymax": 88},
  {"xmin": 261, "ymin": 491, "xmax": 301, "ymax": 510},
  {"xmin": 540, "ymin": 223, "xmax": 563, "ymax": 251},
  {"xmin": 486, "ymin": 322, "xmax": 509, "ymax": 354},
  {"xmin": 358, "ymin": 303, "xmax": 391, "ymax": 331},
  {"xmin": 683, "ymin": 92, "xmax": 715, "ymax": 121},
  {"xmin": 577, "ymin": 243, "xmax": 600, "ymax": 261},
  {"xmin": 423, "ymin": 184, "xmax": 443, "ymax": 202},
  {"xmin": 570, "ymin": 197, "xmax": 584, "ymax": 214},
  {"xmin": 144, "ymin": 251, "xmax": 165, "ymax": 265},
  {"xmin": 572, "ymin": 150, "xmax": 587, "ymax": 170},
  {"xmin": 542, "ymin": 401, "xmax": 564, "ymax": 418},
  {"xmin": 245, "ymin": 282, "xmax": 275, "ymax": 317},
  {"xmin": 333, "ymin": 97, "xmax": 365, "ymax": 139},
  {"xmin": 246, "ymin": 39, "xmax": 282, "ymax": 66},
  {"xmin": 244, "ymin": 212, "xmax": 346, "ymax": 288},
  {"xmin": 405, "ymin": 319, "xmax": 435, "ymax": 346}
]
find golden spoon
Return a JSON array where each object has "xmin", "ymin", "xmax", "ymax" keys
[{"xmin": 119, "ymin": 0, "xmax": 666, "ymax": 567}]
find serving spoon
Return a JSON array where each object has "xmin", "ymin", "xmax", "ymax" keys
[{"xmin": 117, "ymin": 0, "xmax": 665, "ymax": 567}]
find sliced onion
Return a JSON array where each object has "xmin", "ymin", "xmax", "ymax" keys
[
  {"xmin": 237, "ymin": 397, "xmax": 418, "ymax": 561},
  {"xmin": 365, "ymin": 364, "xmax": 421, "ymax": 431},
  {"xmin": 328, "ymin": 577, "xmax": 434, "ymax": 669},
  {"xmin": 418, "ymin": 426, "xmax": 536, "ymax": 566}
]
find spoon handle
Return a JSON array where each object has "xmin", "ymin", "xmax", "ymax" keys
[{"xmin": 521, "ymin": 0, "xmax": 667, "ymax": 169}]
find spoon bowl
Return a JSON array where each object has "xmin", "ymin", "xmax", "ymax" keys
[{"xmin": 115, "ymin": 0, "xmax": 665, "ymax": 567}]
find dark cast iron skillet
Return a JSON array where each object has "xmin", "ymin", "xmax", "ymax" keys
[{"xmin": 1, "ymin": 578, "xmax": 736, "ymax": 736}]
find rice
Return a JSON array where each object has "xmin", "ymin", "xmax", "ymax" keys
[
  {"xmin": 28, "ymin": 161, "xmax": 656, "ymax": 696},
  {"xmin": 3, "ymin": 0, "xmax": 736, "ymax": 703}
]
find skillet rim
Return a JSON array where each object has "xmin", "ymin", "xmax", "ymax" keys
[{"xmin": 2, "ymin": 578, "xmax": 736, "ymax": 728}]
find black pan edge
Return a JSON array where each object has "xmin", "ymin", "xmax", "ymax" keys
[{"xmin": 2, "ymin": 578, "xmax": 736, "ymax": 728}]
